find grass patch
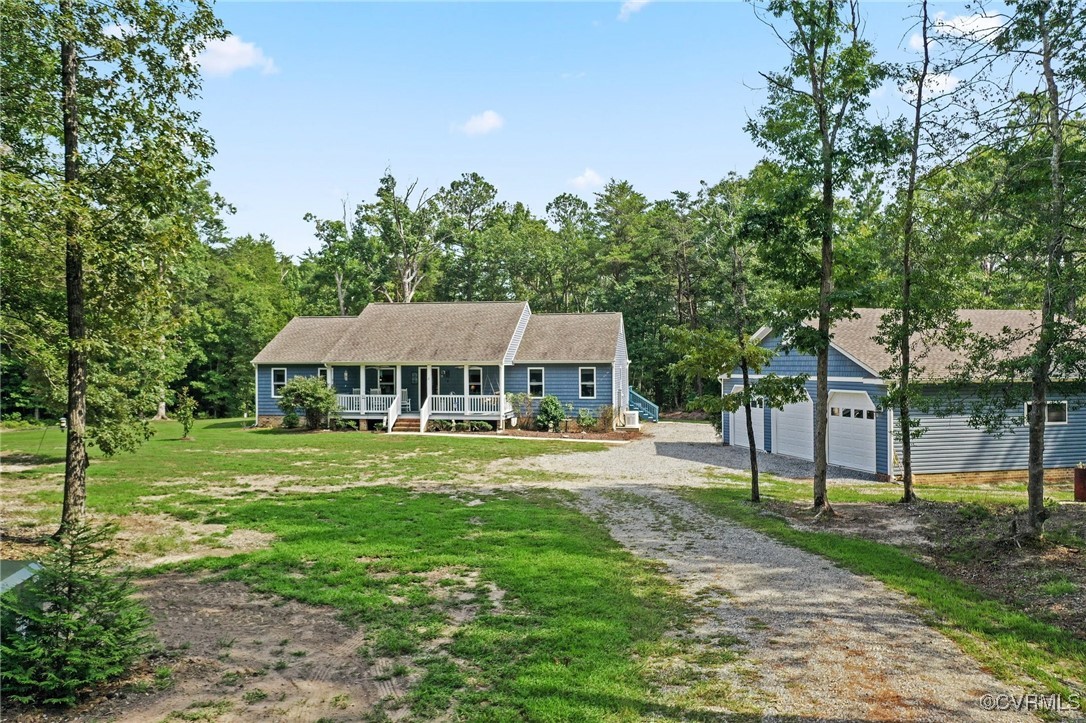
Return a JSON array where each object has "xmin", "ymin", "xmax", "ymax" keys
[
  {"xmin": 681, "ymin": 486, "xmax": 1086, "ymax": 700},
  {"xmin": 164, "ymin": 485, "xmax": 688, "ymax": 720}
]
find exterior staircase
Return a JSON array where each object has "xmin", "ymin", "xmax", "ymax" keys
[
  {"xmin": 392, "ymin": 417, "xmax": 422, "ymax": 433},
  {"xmin": 628, "ymin": 390, "xmax": 659, "ymax": 422}
]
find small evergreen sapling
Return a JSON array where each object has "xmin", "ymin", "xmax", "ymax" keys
[{"xmin": 0, "ymin": 523, "xmax": 153, "ymax": 706}]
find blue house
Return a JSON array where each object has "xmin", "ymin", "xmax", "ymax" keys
[
  {"xmin": 252, "ymin": 301, "xmax": 631, "ymax": 432},
  {"xmin": 722, "ymin": 309, "xmax": 1085, "ymax": 483}
]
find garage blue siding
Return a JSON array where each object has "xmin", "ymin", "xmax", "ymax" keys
[
  {"xmin": 507, "ymin": 363, "xmax": 614, "ymax": 416},
  {"xmin": 757, "ymin": 335, "xmax": 875, "ymax": 378},
  {"xmin": 256, "ymin": 364, "xmax": 322, "ymax": 417},
  {"xmin": 895, "ymin": 388, "xmax": 1086, "ymax": 474}
]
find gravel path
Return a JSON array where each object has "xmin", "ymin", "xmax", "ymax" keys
[
  {"xmin": 578, "ymin": 484, "xmax": 1031, "ymax": 722},
  {"xmin": 521, "ymin": 421, "xmax": 880, "ymax": 487},
  {"xmin": 513, "ymin": 422, "xmax": 1035, "ymax": 720}
]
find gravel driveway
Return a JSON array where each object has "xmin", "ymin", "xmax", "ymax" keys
[
  {"xmin": 518, "ymin": 422, "xmax": 1037, "ymax": 721},
  {"xmin": 522, "ymin": 420, "xmax": 880, "ymax": 487}
]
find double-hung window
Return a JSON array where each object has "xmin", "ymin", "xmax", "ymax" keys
[
  {"xmin": 579, "ymin": 367, "xmax": 596, "ymax": 399},
  {"xmin": 271, "ymin": 368, "xmax": 287, "ymax": 398},
  {"xmin": 1025, "ymin": 401, "xmax": 1068, "ymax": 425},
  {"xmin": 528, "ymin": 368, "xmax": 545, "ymax": 398},
  {"xmin": 468, "ymin": 367, "xmax": 483, "ymax": 396},
  {"xmin": 317, "ymin": 368, "xmax": 330, "ymax": 386}
]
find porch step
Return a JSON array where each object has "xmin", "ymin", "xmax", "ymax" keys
[{"xmin": 392, "ymin": 418, "xmax": 422, "ymax": 433}]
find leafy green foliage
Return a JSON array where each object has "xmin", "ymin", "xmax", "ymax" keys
[
  {"xmin": 276, "ymin": 376, "xmax": 336, "ymax": 430},
  {"xmin": 536, "ymin": 395, "xmax": 566, "ymax": 432},
  {"xmin": 174, "ymin": 386, "xmax": 198, "ymax": 439},
  {"xmin": 576, "ymin": 408, "xmax": 598, "ymax": 431},
  {"xmin": 0, "ymin": 524, "xmax": 152, "ymax": 706}
]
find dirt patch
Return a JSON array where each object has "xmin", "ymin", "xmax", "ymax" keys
[
  {"xmin": 4, "ymin": 574, "xmax": 404, "ymax": 723},
  {"xmin": 762, "ymin": 497, "xmax": 1086, "ymax": 640},
  {"xmin": 0, "ymin": 514, "xmax": 274, "ymax": 571}
]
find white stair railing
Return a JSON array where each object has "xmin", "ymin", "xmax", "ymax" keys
[
  {"xmin": 420, "ymin": 396, "xmax": 431, "ymax": 433},
  {"xmin": 385, "ymin": 391, "xmax": 400, "ymax": 432}
]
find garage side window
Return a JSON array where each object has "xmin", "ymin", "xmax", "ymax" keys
[
  {"xmin": 271, "ymin": 368, "xmax": 287, "ymax": 398},
  {"xmin": 1025, "ymin": 401, "xmax": 1068, "ymax": 425}
]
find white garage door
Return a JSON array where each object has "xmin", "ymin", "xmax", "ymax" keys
[
  {"xmin": 730, "ymin": 386, "xmax": 765, "ymax": 451},
  {"xmin": 827, "ymin": 391, "xmax": 876, "ymax": 473},
  {"xmin": 773, "ymin": 391, "xmax": 813, "ymax": 461}
]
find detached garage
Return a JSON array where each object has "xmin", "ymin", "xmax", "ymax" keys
[{"xmin": 720, "ymin": 308, "xmax": 1085, "ymax": 484}]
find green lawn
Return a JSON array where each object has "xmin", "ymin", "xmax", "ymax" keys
[
  {"xmin": 2, "ymin": 421, "xmax": 705, "ymax": 720},
  {"xmin": 0, "ymin": 419, "xmax": 600, "ymax": 523},
  {"xmin": 680, "ymin": 484, "xmax": 1086, "ymax": 703}
]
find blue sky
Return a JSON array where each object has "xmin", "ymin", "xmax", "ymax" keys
[{"xmin": 200, "ymin": 1, "xmax": 981, "ymax": 257}]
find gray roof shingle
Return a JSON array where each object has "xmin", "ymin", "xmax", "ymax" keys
[
  {"xmin": 325, "ymin": 301, "xmax": 529, "ymax": 363},
  {"xmin": 251, "ymin": 316, "xmax": 357, "ymax": 364},
  {"xmin": 514, "ymin": 313, "xmax": 622, "ymax": 363},
  {"xmin": 823, "ymin": 308, "xmax": 1042, "ymax": 379}
]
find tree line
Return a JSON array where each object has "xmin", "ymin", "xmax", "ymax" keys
[{"xmin": 1, "ymin": 0, "xmax": 1083, "ymax": 537}]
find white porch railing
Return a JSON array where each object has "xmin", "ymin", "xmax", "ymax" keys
[
  {"xmin": 429, "ymin": 394, "xmax": 503, "ymax": 415},
  {"xmin": 335, "ymin": 394, "xmax": 396, "ymax": 416}
]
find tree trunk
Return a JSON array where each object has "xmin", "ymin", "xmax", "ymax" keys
[
  {"xmin": 153, "ymin": 399, "xmax": 169, "ymax": 421},
  {"xmin": 741, "ymin": 358, "xmax": 759, "ymax": 502},
  {"xmin": 1023, "ymin": 5, "xmax": 1065, "ymax": 537},
  {"xmin": 58, "ymin": 4, "xmax": 88, "ymax": 535},
  {"xmin": 897, "ymin": 0, "xmax": 930, "ymax": 505},
  {"xmin": 812, "ymin": 173, "xmax": 834, "ymax": 514}
]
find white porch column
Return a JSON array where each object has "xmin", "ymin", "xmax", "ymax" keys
[
  {"xmin": 463, "ymin": 365, "xmax": 469, "ymax": 414},
  {"xmin": 324, "ymin": 365, "xmax": 333, "ymax": 389},
  {"xmin": 359, "ymin": 364, "xmax": 366, "ymax": 416},
  {"xmin": 498, "ymin": 364, "xmax": 505, "ymax": 431},
  {"xmin": 396, "ymin": 366, "xmax": 402, "ymax": 408}
]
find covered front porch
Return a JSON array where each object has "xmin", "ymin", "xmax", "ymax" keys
[{"xmin": 325, "ymin": 363, "xmax": 513, "ymax": 430}]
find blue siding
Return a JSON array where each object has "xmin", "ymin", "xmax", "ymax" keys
[
  {"xmin": 507, "ymin": 363, "xmax": 614, "ymax": 416},
  {"xmin": 899, "ymin": 388, "xmax": 1086, "ymax": 474},
  {"xmin": 256, "ymin": 364, "xmax": 323, "ymax": 417},
  {"xmin": 749, "ymin": 334, "xmax": 875, "ymax": 379},
  {"xmin": 329, "ymin": 366, "xmax": 360, "ymax": 395}
]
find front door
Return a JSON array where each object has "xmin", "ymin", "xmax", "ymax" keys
[{"xmin": 418, "ymin": 367, "xmax": 439, "ymax": 408}]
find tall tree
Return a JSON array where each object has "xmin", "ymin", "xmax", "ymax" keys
[
  {"xmin": 358, "ymin": 173, "xmax": 441, "ymax": 303},
  {"xmin": 748, "ymin": 0, "xmax": 896, "ymax": 513},
  {"xmin": 1, "ymin": 0, "xmax": 224, "ymax": 532}
]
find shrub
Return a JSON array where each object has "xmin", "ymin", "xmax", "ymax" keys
[
  {"xmin": 577, "ymin": 408, "xmax": 598, "ymax": 432},
  {"xmin": 1, "ymin": 523, "xmax": 153, "ymax": 706},
  {"xmin": 537, "ymin": 395, "xmax": 566, "ymax": 432},
  {"xmin": 597, "ymin": 405, "xmax": 615, "ymax": 431},
  {"xmin": 282, "ymin": 410, "xmax": 300, "ymax": 429},
  {"xmin": 469, "ymin": 421, "xmax": 493, "ymax": 432},
  {"xmin": 277, "ymin": 376, "xmax": 338, "ymax": 430},
  {"xmin": 506, "ymin": 393, "xmax": 535, "ymax": 430},
  {"xmin": 174, "ymin": 386, "xmax": 198, "ymax": 439}
]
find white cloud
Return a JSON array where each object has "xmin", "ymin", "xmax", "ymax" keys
[
  {"xmin": 618, "ymin": 0, "xmax": 650, "ymax": 21},
  {"xmin": 908, "ymin": 32, "xmax": 937, "ymax": 53},
  {"xmin": 900, "ymin": 72, "xmax": 961, "ymax": 98},
  {"xmin": 570, "ymin": 168, "xmax": 604, "ymax": 190},
  {"xmin": 935, "ymin": 12, "xmax": 1005, "ymax": 42},
  {"xmin": 456, "ymin": 110, "xmax": 505, "ymax": 136},
  {"xmin": 199, "ymin": 35, "xmax": 278, "ymax": 77}
]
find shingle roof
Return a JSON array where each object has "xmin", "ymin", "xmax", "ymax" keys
[
  {"xmin": 825, "ymin": 308, "xmax": 1041, "ymax": 379},
  {"xmin": 325, "ymin": 302, "xmax": 529, "ymax": 363},
  {"xmin": 514, "ymin": 313, "xmax": 622, "ymax": 363},
  {"xmin": 251, "ymin": 316, "xmax": 357, "ymax": 364}
]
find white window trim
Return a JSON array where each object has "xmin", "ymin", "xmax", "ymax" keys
[
  {"xmin": 317, "ymin": 368, "xmax": 330, "ymax": 384},
  {"xmin": 271, "ymin": 368, "xmax": 287, "ymax": 398},
  {"xmin": 528, "ymin": 367, "xmax": 545, "ymax": 398},
  {"xmin": 1025, "ymin": 400, "xmax": 1069, "ymax": 426},
  {"xmin": 468, "ymin": 366, "xmax": 483, "ymax": 396},
  {"xmin": 579, "ymin": 367, "xmax": 596, "ymax": 399}
]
